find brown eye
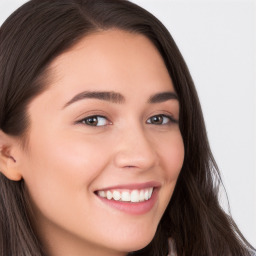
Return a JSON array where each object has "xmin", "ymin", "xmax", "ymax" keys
[
  {"xmin": 146, "ymin": 115, "xmax": 174, "ymax": 125},
  {"xmin": 150, "ymin": 115, "xmax": 163, "ymax": 124},
  {"xmin": 80, "ymin": 116, "xmax": 109, "ymax": 126},
  {"xmin": 85, "ymin": 117, "xmax": 98, "ymax": 126}
]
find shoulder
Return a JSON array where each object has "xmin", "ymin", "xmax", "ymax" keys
[{"xmin": 167, "ymin": 238, "xmax": 177, "ymax": 256}]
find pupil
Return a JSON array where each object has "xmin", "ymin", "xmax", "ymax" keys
[
  {"xmin": 152, "ymin": 116, "xmax": 162, "ymax": 124},
  {"xmin": 87, "ymin": 117, "xmax": 98, "ymax": 125}
]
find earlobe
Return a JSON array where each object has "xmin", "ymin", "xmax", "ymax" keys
[{"xmin": 0, "ymin": 130, "xmax": 23, "ymax": 181}]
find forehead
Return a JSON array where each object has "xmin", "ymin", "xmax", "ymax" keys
[
  {"xmin": 47, "ymin": 29, "xmax": 173, "ymax": 92},
  {"xmin": 28, "ymin": 29, "xmax": 175, "ymax": 115}
]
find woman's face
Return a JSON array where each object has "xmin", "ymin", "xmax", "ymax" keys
[{"xmin": 18, "ymin": 30, "xmax": 184, "ymax": 256}]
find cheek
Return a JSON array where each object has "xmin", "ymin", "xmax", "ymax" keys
[
  {"xmin": 25, "ymin": 129, "xmax": 109, "ymax": 173},
  {"xmin": 158, "ymin": 131, "xmax": 184, "ymax": 181},
  {"xmin": 22, "ymin": 131, "xmax": 111, "ymax": 211},
  {"xmin": 150, "ymin": 131, "xmax": 184, "ymax": 224}
]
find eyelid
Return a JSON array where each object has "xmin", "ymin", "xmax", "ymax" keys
[
  {"xmin": 74, "ymin": 111, "xmax": 178, "ymax": 127},
  {"xmin": 76, "ymin": 115, "xmax": 112, "ymax": 127},
  {"xmin": 165, "ymin": 114, "xmax": 179, "ymax": 123},
  {"xmin": 146, "ymin": 113, "xmax": 178, "ymax": 125}
]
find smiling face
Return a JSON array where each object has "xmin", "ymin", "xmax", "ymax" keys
[{"xmin": 17, "ymin": 29, "xmax": 184, "ymax": 256}]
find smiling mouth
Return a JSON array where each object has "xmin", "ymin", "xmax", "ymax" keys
[
  {"xmin": 94, "ymin": 182, "xmax": 160, "ymax": 214},
  {"xmin": 96, "ymin": 187, "xmax": 154, "ymax": 203}
]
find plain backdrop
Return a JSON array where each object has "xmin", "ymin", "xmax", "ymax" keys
[{"xmin": 1, "ymin": 0, "xmax": 255, "ymax": 247}]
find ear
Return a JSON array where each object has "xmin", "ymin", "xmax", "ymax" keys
[{"xmin": 0, "ymin": 130, "xmax": 23, "ymax": 181}]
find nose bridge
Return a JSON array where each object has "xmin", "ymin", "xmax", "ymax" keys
[{"xmin": 113, "ymin": 122, "xmax": 158, "ymax": 170}]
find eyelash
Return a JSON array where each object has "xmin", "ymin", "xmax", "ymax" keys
[{"xmin": 77, "ymin": 114, "xmax": 178, "ymax": 127}]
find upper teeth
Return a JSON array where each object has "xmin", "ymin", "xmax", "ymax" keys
[{"xmin": 97, "ymin": 188, "xmax": 154, "ymax": 202}]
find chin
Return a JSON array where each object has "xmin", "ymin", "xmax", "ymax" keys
[{"xmin": 111, "ymin": 229, "xmax": 156, "ymax": 253}]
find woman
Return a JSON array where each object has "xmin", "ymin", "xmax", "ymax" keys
[{"xmin": 0, "ymin": 0, "xmax": 255, "ymax": 255}]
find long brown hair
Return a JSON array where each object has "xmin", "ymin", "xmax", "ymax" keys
[{"xmin": 0, "ymin": 0, "xmax": 255, "ymax": 255}]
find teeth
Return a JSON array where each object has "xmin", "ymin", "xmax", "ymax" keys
[
  {"xmin": 131, "ymin": 190, "xmax": 139, "ymax": 202},
  {"xmin": 113, "ymin": 191, "xmax": 121, "ymax": 201},
  {"xmin": 97, "ymin": 187, "xmax": 154, "ymax": 202},
  {"xmin": 106, "ymin": 191, "xmax": 112, "ymax": 200},
  {"xmin": 98, "ymin": 191, "xmax": 105, "ymax": 197},
  {"xmin": 144, "ymin": 190, "xmax": 149, "ymax": 200},
  {"xmin": 139, "ymin": 190, "xmax": 144, "ymax": 201},
  {"xmin": 149, "ymin": 187, "xmax": 153, "ymax": 198},
  {"xmin": 121, "ymin": 191, "xmax": 130, "ymax": 202}
]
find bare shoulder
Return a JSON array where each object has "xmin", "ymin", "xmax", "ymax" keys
[{"xmin": 167, "ymin": 238, "xmax": 177, "ymax": 256}]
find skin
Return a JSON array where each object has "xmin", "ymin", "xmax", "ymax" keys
[{"xmin": 0, "ymin": 30, "xmax": 184, "ymax": 256}]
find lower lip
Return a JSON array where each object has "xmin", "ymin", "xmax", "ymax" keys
[{"xmin": 96, "ymin": 189, "xmax": 159, "ymax": 215}]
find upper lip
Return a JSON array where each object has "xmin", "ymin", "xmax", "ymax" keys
[{"xmin": 94, "ymin": 181, "xmax": 161, "ymax": 192}]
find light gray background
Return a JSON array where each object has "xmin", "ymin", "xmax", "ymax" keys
[{"xmin": 1, "ymin": 0, "xmax": 255, "ymax": 247}]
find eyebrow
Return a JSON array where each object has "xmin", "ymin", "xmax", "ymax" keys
[
  {"xmin": 63, "ymin": 90, "xmax": 178, "ymax": 108},
  {"xmin": 148, "ymin": 91, "xmax": 178, "ymax": 103}
]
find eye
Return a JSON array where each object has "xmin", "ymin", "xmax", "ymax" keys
[
  {"xmin": 146, "ymin": 114, "xmax": 176, "ymax": 125},
  {"xmin": 79, "ymin": 115, "xmax": 110, "ymax": 126}
]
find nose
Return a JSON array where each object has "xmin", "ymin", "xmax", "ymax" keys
[{"xmin": 113, "ymin": 124, "xmax": 158, "ymax": 171}]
